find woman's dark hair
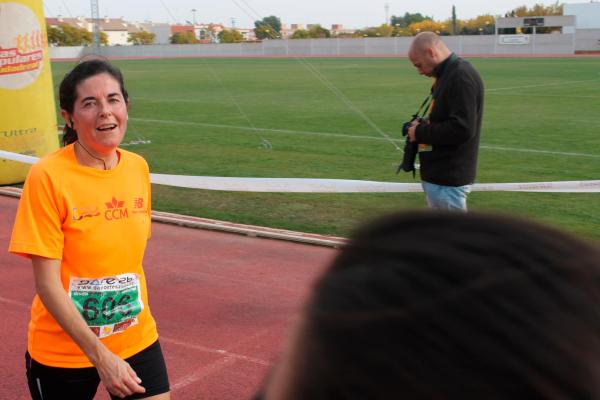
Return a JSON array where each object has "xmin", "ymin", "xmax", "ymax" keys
[
  {"xmin": 59, "ymin": 59, "xmax": 129, "ymax": 146},
  {"xmin": 287, "ymin": 212, "xmax": 600, "ymax": 399}
]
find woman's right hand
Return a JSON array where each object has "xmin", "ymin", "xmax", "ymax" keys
[{"xmin": 95, "ymin": 349, "xmax": 146, "ymax": 398}]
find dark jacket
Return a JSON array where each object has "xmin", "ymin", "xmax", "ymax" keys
[{"xmin": 415, "ymin": 53, "xmax": 484, "ymax": 187}]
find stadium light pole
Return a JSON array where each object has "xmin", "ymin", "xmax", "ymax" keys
[
  {"xmin": 90, "ymin": 0, "xmax": 100, "ymax": 50},
  {"xmin": 191, "ymin": 8, "xmax": 197, "ymax": 25},
  {"xmin": 384, "ymin": 2, "xmax": 390, "ymax": 25}
]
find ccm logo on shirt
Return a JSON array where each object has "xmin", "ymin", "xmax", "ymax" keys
[{"xmin": 104, "ymin": 197, "xmax": 129, "ymax": 221}]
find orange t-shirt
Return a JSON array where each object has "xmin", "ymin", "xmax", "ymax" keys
[{"xmin": 9, "ymin": 144, "xmax": 158, "ymax": 368}]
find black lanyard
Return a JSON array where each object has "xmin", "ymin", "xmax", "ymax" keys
[{"xmin": 413, "ymin": 90, "xmax": 433, "ymax": 120}]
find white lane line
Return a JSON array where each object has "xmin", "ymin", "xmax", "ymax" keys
[
  {"xmin": 163, "ymin": 328, "xmax": 274, "ymax": 390},
  {"xmin": 480, "ymin": 145, "xmax": 600, "ymax": 159},
  {"xmin": 130, "ymin": 117, "xmax": 398, "ymax": 143},
  {"xmin": 160, "ymin": 336, "xmax": 271, "ymax": 367},
  {"xmin": 487, "ymin": 78, "xmax": 599, "ymax": 92},
  {"xmin": 0, "ymin": 296, "xmax": 31, "ymax": 309},
  {"xmin": 488, "ymin": 93, "xmax": 600, "ymax": 99},
  {"xmin": 131, "ymin": 81, "xmax": 409, "ymax": 104},
  {"xmin": 170, "ymin": 356, "xmax": 238, "ymax": 390},
  {"xmin": 130, "ymin": 117, "xmax": 599, "ymax": 158}
]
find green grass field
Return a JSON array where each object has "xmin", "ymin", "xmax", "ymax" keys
[{"xmin": 51, "ymin": 57, "xmax": 600, "ymax": 240}]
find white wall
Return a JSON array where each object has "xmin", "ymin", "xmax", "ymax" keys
[
  {"xmin": 48, "ymin": 32, "xmax": 600, "ymax": 60},
  {"xmin": 105, "ymin": 31, "xmax": 129, "ymax": 46},
  {"xmin": 564, "ymin": 3, "xmax": 600, "ymax": 29}
]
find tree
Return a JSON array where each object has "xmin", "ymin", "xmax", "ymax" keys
[
  {"xmin": 452, "ymin": 5, "xmax": 457, "ymax": 35},
  {"xmin": 390, "ymin": 12, "xmax": 431, "ymax": 28},
  {"xmin": 354, "ymin": 24, "xmax": 394, "ymax": 38},
  {"xmin": 392, "ymin": 27, "xmax": 413, "ymax": 37},
  {"xmin": 376, "ymin": 24, "xmax": 393, "ymax": 37},
  {"xmin": 46, "ymin": 24, "xmax": 92, "ymax": 46},
  {"xmin": 353, "ymin": 27, "xmax": 379, "ymax": 37},
  {"xmin": 504, "ymin": 1, "xmax": 563, "ymax": 17},
  {"xmin": 291, "ymin": 29, "xmax": 310, "ymax": 39},
  {"xmin": 254, "ymin": 15, "xmax": 281, "ymax": 39},
  {"xmin": 459, "ymin": 14, "xmax": 495, "ymax": 35},
  {"xmin": 308, "ymin": 24, "xmax": 331, "ymax": 38},
  {"xmin": 127, "ymin": 31, "xmax": 156, "ymax": 45},
  {"xmin": 218, "ymin": 29, "xmax": 244, "ymax": 43},
  {"xmin": 46, "ymin": 24, "xmax": 108, "ymax": 46},
  {"xmin": 408, "ymin": 20, "xmax": 449, "ymax": 36},
  {"xmin": 47, "ymin": 26, "xmax": 66, "ymax": 46},
  {"xmin": 503, "ymin": 1, "xmax": 563, "ymax": 33},
  {"xmin": 170, "ymin": 31, "xmax": 198, "ymax": 44}
]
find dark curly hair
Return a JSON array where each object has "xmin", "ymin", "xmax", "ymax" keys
[{"xmin": 265, "ymin": 211, "xmax": 600, "ymax": 400}]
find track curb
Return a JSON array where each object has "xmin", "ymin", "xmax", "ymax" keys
[{"xmin": 0, "ymin": 187, "xmax": 346, "ymax": 248}]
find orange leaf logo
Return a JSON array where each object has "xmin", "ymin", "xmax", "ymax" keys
[{"xmin": 105, "ymin": 197, "xmax": 125, "ymax": 209}]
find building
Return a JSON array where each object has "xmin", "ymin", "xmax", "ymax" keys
[
  {"xmin": 170, "ymin": 24, "xmax": 195, "ymax": 42},
  {"xmin": 97, "ymin": 18, "xmax": 129, "ymax": 46},
  {"xmin": 495, "ymin": 15, "xmax": 576, "ymax": 35},
  {"xmin": 198, "ymin": 23, "xmax": 224, "ymax": 43},
  {"xmin": 170, "ymin": 24, "xmax": 225, "ymax": 43},
  {"xmin": 234, "ymin": 28, "xmax": 256, "ymax": 42},
  {"xmin": 137, "ymin": 22, "xmax": 171, "ymax": 45},
  {"xmin": 279, "ymin": 24, "xmax": 291, "ymax": 38},
  {"xmin": 46, "ymin": 16, "xmax": 92, "ymax": 31},
  {"xmin": 170, "ymin": 25, "xmax": 195, "ymax": 36},
  {"xmin": 330, "ymin": 24, "xmax": 355, "ymax": 36},
  {"xmin": 564, "ymin": 2, "xmax": 600, "ymax": 29},
  {"xmin": 46, "ymin": 16, "xmax": 147, "ymax": 46}
]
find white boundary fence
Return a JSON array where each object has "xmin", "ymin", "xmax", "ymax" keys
[
  {"xmin": 1, "ymin": 150, "xmax": 598, "ymax": 194},
  {"xmin": 48, "ymin": 31, "xmax": 600, "ymax": 60}
]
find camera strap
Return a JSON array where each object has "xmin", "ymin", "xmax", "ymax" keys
[
  {"xmin": 413, "ymin": 92, "xmax": 433, "ymax": 120},
  {"xmin": 398, "ymin": 89, "xmax": 434, "ymax": 177}
]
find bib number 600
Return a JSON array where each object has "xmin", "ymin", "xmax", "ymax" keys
[{"xmin": 82, "ymin": 294, "xmax": 133, "ymax": 322}]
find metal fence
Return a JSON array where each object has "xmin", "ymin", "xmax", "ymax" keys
[{"xmin": 49, "ymin": 32, "xmax": 599, "ymax": 60}]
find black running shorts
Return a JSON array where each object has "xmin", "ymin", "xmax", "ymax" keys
[{"xmin": 26, "ymin": 340, "xmax": 169, "ymax": 400}]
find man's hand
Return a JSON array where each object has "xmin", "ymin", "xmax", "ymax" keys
[
  {"xmin": 407, "ymin": 120, "xmax": 420, "ymax": 143},
  {"xmin": 96, "ymin": 349, "xmax": 145, "ymax": 398}
]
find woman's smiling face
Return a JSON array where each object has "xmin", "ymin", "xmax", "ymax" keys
[{"xmin": 62, "ymin": 72, "xmax": 128, "ymax": 154}]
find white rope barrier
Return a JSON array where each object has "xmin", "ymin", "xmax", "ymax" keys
[{"xmin": 2, "ymin": 150, "xmax": 599, "ymax": 193}]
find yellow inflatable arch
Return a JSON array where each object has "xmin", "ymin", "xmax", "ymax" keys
[{"xmin": 0, "ymin": 0, "xmax": 58, "ymax": 185}]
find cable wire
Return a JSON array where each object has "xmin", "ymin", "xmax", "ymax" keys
[
  {"xmin": 296, "ymin": 57, "xmax": 401, "ymax": 151},
  {"xmin": 199, "ymin": 59, "xmax": 272, "ymax": 149},
  {"xmin": 157, "ymin": 0, "xmax": 178, "ymax": 24}
]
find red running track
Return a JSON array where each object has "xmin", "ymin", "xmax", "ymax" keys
[{"xmin": 0, "ymin": 194, "xmax": 337, "ymax": 399}]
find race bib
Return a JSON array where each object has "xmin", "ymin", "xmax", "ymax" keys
[
  {"xmin": 418, "ymin": 144, "xmax": 433, "ymax": 153},
  {"xmin": 69, "ymin": 273, "xmax": 144, "ymax": 339}
]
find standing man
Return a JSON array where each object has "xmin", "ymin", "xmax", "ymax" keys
[{"xmin": 407, "ymin": 32, "xmax": 484, "ymax": 211}]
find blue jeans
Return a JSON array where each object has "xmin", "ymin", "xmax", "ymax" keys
[{"xmin": 421, "ymin": 181, "xmax": 471, "ymax": 212}]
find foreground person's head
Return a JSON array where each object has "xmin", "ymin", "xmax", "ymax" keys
[{"xmin": 260, "ymin": 211, "xmax": 600, "ymax": 400}]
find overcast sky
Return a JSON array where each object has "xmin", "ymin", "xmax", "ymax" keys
[{"xmin": 42, "ymin": 0, "xmax": 580, "ymax": 28}]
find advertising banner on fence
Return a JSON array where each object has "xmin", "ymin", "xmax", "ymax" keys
[
  {"xmin": 0, "ymin": 0, "xmax": 58, "ymax": 184},
  {"xmin": 498, "ymin": 34, "xmax": 531, "ymax": 45}
]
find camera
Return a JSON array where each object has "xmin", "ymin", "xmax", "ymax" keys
[
  {"xmin": 402, "ymin": 115, "xmax": 423, "ymax": 136},
  {"xmin": 402, "ymin": 116, "xmax": 418, "ymax": 137},
  {"xmin": 396, "ymin": 116, "xmax": 421, "ymax": 175}
]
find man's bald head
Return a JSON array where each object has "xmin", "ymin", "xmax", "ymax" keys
[
  {"xmin": 408, "ymin": 32, "xmax": 452, "ymax": 77},
  {"xmin": 410, "ymin": 32, "xmax": 442, "ymax": 54}
]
